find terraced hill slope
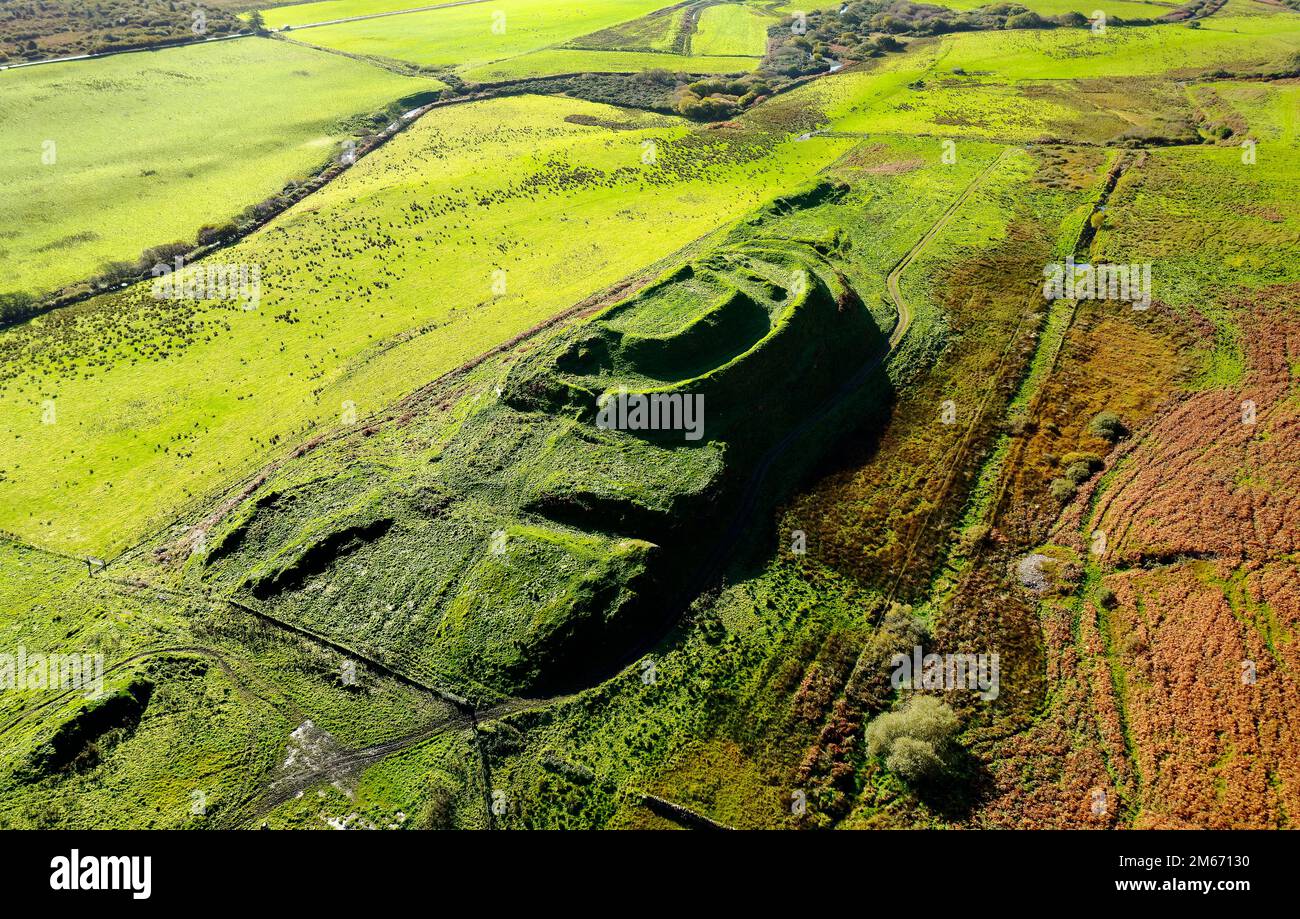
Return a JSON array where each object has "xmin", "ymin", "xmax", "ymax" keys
[{"xmin": 171, "ymin": 191, "xmax": 885, "ymax": 699}]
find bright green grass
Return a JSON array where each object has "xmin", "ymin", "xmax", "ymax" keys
[
  {"xmin": 462, "ymin": 47, "xmax": 759, "ymax": 80},
  {"xmin": 895, "ymin": 146, "xmax": 1042, "ymax": 357},
  {"xmin": 815, "ymin": 51, "xmax": 1193, "ymax": 144},
  {"xmin": 564, "ymin": 4, "xmax": 688, "ymax": 52},
  {"xmin": 692, "ymin": 4, "xmax": 773, "ymax": 57},
  {"xmin": 1200, "ymin": 80, "xmax": 1300, "ymax": 146},
  {"xmin": 0, "ymin": 37, "xmax": 435, "ymax": 299},
  {"xmin": 1093, "ymin": 143, "xmax": 1300, "ymax": 387},
  {"xmin": 259, "ymin": 0, "xmax": 463, "ymax": 30},
  {"xmin": 1097, "ymin": 145, "xmax": 1300, "ymax": 310},
  {"xmin": 0, "ymin": 93, "xmax": 854, "ymax": 556},
  {"xmin": 781, "ymin": 46, "xmax": 1081, "ymax": 142},
  {"xmin": 289, "ymin": 0, "xmax": 672, "ymax": 71},
  {"xmin": 0, "ymin": 540, "xmax": 459, "ymax": 828},
  {"xmin": 934, "ymin": 14, "xmax": 1300, "ymax": 80},
  {"xmin": 937, "ymin": 0, "xmax": 1171, "ymax": 18}
]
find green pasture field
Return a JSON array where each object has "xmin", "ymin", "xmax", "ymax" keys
[
  {"xmin": 692, "ymin": 4, "xmax": 773, "ymax": 57},
  {"xmin": 461, "ymin": 47, "xmax": 759, "ymax": 79},
  {"xmin": 0, "ymin": 91, "xmax": 855, "ymax": 557},
  {"xmin": 562, "ymin": 3, "xmax": 688, "ymax": 51},
  {"xmin": 931, "ymin": 10, "xmax": 1300, "ymax": 80},
  {"xmin": 259, "ymin": 0, "xmax": 469, "ymax": 30},
  {"xmin": 1095, "ymin": 142, "xmax": 1300, "ymax": 387},
  {"xmin": 285, "ymin": 0, "xmax": 673, "ymax": 71},
  {"xmin": 0, "ymin": 37, "xmax": 436, "ymax": 299},
  {"xmin": 937, "ymin": 0, "xmax": 1172, "ymax": 18},
  {"xmin": 1197, "ymin": 79, "xmax": 1300, "ymax": 146},
  {"xmin": 779, "ymin": 43, "xmax": 1185, "ymax": 145}
]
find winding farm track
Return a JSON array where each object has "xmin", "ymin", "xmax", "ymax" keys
[
  {"xmin": 0, "ymin": 560, "xmax": 562, "ymax": 827},
  {"xmin": 661, "ymin": 145, "xmax": 1019, "ymax": 630},
  {"xmin": 884, "ymin": 148, "xmax": 1014, "ymax": 349},
  {"xmin": 238, "ymin": 695, "xmax": 554, "ymax": 826}
]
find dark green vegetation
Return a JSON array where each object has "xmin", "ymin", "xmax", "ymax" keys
[
  {"xmin": 0, "ymin": 0, "xmax": 257, "ymax": 62},
  {"xmin": 174, "ymin": 183, "xmax": 886, "ymax": 700},
  {"xmin": 763, "ymin": 0, "xmax": 1110, "ymax": 81}
]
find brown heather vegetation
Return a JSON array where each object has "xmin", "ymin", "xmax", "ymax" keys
[
  {"xmin": 954, "ymin": 288, "xmax": 1300, "ymax": 827},
  {"xmin": 932, "ymin": 301, "xmax": 1197, "ymax": 826},
  {"xmin": 780, "ymin": 210, "xmax": 1055, "ymax": 598},
  {"xmin": 1075, "ymin": 290, "xmax": 1300, "ymax": 826},
  {"xmin": 0, "ymin": 0, "xmax": 253, "ymax": 63},
  {"xmin": 1090, "ymin": 293, "xmax": 1300, "ymax": 567},
  {"xmin": 998, "ymin": 303, "xmax": 1201, "ymax": 548},
  {"xmin": 1104, "ymin": 559, "xmax": 1300, "ymax": 827}
]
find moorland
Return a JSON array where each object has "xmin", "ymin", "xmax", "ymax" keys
[{"xmin": 1, "ymin": 0, "xmax": 1297, "ymax": 829}]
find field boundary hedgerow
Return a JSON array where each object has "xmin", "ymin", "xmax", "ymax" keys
[
  {"xmin": 948, "ymin": 152, "xmax": 1139, "ymax": 572},
  {"xmin": 0, "ymin": 31, "xmax": 255, "ymax": 72}
]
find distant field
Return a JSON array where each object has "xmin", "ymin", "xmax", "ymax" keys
[
  {"xmin": 562, "ymin": 3, "xmax": 688, "ymax": 51},
  {"xmin": 0, "ymin": 0, "xmax": 248, "ymax": 62},
  {"xmin": 462, "ymin": 47, "xmax": 759, "ymax": 79},
  {"xmin": 935, "ymin": 12, "xmax": 1300, "ymax": 79},
  {"xmin": 259, "ymin": 0, "xmax": 463, "ymax": 30},
  {"xmin": 1199, "ymin": 80, "xmax": 1300, "ymax": 146},
  {"xmin": 287, "ymin": 0, "xmax": 673, "ymax": 71},
  {"xmin": 1096, "ymin": 142, "xmax": 1300, "ymax": 385},
  {"xmin": 0, "ymin": 37, "xmax": 435, "ymax": 299},
  {"xmin": 692, "ymin": 4, "xmax": 773, "ymax": 57},
  {"xmin": 803, "ymin": 42, "xmax": 1198, "ymax": 144},
  {"xmin": 0, "ymin": 92, "xmax": 854, "ymax": 555},
  {"xmin": 937, "ymin": 0, "xmax": 1173, "ymax": 18}
]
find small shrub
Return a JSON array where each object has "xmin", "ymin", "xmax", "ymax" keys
[
  {"xmin": 1088, "ymin": 410, "xmax": 1127, "ymax": 442},
  {"xmin": 1064, "ymin": 460, "xmax": 1095, "ymax": 485},
  {"xmin": 885, "ymin": 736, "xmax": 945, "ymax": 781},
  {"xmin": 1049, "ymin": 477, "xmax": 1076, "ymax": 502},
  {"xmin": 866, "ymin": 696, "xmax": 960, "ymax": 784},
  {"xmin": 1006, "ymin": 11, "xmax": 1048, "ymax": 29},
  {"xmin": 1060, "ymin": 451, "xmax": 1103, "ymax": 471},
  {"xmin": 0, "ymin": 291, "xmax": 40, "ymax": 327}
]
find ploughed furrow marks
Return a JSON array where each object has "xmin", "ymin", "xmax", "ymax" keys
[
  {"xmin": 1037, "ymin": 285, "xmax": 1300, "ymax": 828},
  {"xmin": 563, "ymin": 1, "xmax": 696, "ymax": 55},
  {"xmin": 1090, "ymin": 295, "xmax": 1300, "ymax": 567}
]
